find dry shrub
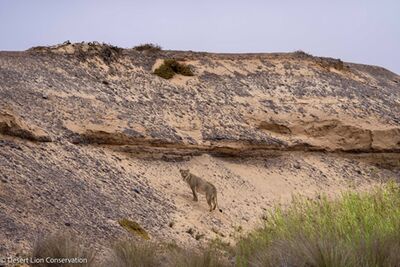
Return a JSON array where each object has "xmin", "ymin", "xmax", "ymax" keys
[
  {"xmin": 102, "ymin": 240, "xmax": 230, "ymax": 267},
  {"xmin": 293, "ymin": 50, "xmax": 313, "ymax": 58},
  {"xmin": 99, "ymin": 44, "xmax": 123, "ymax": 65},
  {"xmin": 73, "ymin": 42, "xmax": 122, "ymax": 64},
  {"xmin": 134, "ymin": 43, "xmax": 162, "ymax": 52},
  {"xmin": 169, "ymin": 248, "xmax": 230, "ymax": 267},
  {"xmin": 317, "ymin": 57, "xmax": 345, "ymax": 71},
  {"xmin": 118, "ymin": 218, "xmax": 150, "ymax": 240},
  {"xmin": 31, "ymin": 233, "xmax": 97, "ymax": 267},
  {"xmin": 154, "ymin": 59, "xmax": 194, "ymax": 79},
  {"xmin": 102, "ymin": 240, "xmax": 160, "ymax": 267}
]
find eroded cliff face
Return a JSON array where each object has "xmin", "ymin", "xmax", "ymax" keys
[{"xmin": 1, "ymin": 42, "xmax": 399, "ymax": 255}]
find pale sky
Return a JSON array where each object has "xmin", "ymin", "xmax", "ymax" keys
[{"xmin": 0, "ymin": 0, "xmax": 399, "ymax": 74}]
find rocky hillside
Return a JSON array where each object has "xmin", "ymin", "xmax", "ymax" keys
[{"xmin": 1, "ymin": 42, "xmax": 399, "ymax": 256}]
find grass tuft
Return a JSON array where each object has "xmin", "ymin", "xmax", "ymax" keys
[
  {"xmin": 31, "ymin": 233, "xmax": 96, "ymax": 267},
  {"xmin": 170, "ymin": 247, "xmax": 231, "ymax": 267},
  {"xmin": 102, "ymin": 240, "xmax": 230, "ymax": 267},
  {"xmin": 102, "ymin": 240, "xmax": 160, "ymax": 267}
]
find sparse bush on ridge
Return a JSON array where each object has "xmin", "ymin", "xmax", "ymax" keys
[
  {"xmin": 154, "ymin": 59, "xmax": 194, "ymax": 79},
  {"xmin": 309, "ymin": 56, "xmax": 346, "ymax": 72},
  {"xmin": 319, "ymin": 57, "xmax": 345, "ymax": 71},
  {"xmin": 76, "ymin": 42, "xmax": 122, "ymax": 64},
  {"xmin": 134, "ymin": 43, "xmax": 162, "ymax": 52},
  {"xmin": 293, "ymin": 50, "xmax": 313, "ymax": 57},
  {"xmin": 293, "ymin": 50, "xmax": 347, "ymax": 71},
  {"xmin": 29, "ymin": 41, "xmax": 123, "ymax": 65},
  {"xmin": 98, "ymin": 44, "xmax": 123, "ymax": 65}
]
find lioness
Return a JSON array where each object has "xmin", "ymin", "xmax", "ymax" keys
[{"xmin": 179, "ymin": 169, "xmax": 222, "ymax": 212}]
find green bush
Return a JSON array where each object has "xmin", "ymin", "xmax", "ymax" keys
[
  {"xmin": 154, "ymin": 59, "xmax": 194, "ymax": 79},
  {"xmin": 236, "ymin": 182, "xmax": 400, "ymax": 266}
]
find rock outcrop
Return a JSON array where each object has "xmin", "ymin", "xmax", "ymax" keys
[{"xmin": 0, "ymin": 110, "xmax": 51, "ymax": 142}]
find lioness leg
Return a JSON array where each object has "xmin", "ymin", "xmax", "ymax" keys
[
  {"xmin": 206, "ymin": 194, "xmax": 213, "ymax": 212},
  {"xmin": 191, "ymin": 187, "xmax": 198, "ymax": 201},
  {"xmin": 212, "ymin": 196, "xmax": 217, "ymax": 210}
]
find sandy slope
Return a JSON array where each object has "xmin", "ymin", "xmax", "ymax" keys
[{"xmin": 139, "ymin": 151, "xmax": 392, "ymax": 247}]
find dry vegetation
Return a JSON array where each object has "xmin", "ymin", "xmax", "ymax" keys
[
  {"xmin": 75, "ymin": 42, "xmax": 123, "ymax": 64},
  {"xmin": 133, "ymin": 43, "xmax": 162, "ymax": 52},
  {"xmin": 29, "ymin": 182, "xmax": 400, "ymax": 267},
  {"xmin": 118, "ymin": 218, "xmax": 150, "ymax": 240},
  {"xmin": 103, "ymin": 240, "xmax": 161, "ymax": 267},
  {"xmin": 293, "ymin": 50, "xmax": 346, "ymax": 71},
  {"xmin": 237, "ymin": 181, "xmax": 400, "ymax": 266},
  {"xmin": 154, "ymin": 59, "xmax": 194, "ymax": 79},
  {"xmin": 293, "ymin": 50, "xmax": 313, "ymax": 58},
  {"xmin": 31, "ymin": 233, "xmax": 97, "ymax": 267}
]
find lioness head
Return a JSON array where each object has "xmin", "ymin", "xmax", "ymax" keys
[{"xmin": 179, "ymin": 169, "xmax": 190, "ymax": 179}]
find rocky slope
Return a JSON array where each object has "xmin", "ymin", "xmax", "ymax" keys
[{"xmin": 0, "ymin": 42, "xmax": 399, "ymax": 256}]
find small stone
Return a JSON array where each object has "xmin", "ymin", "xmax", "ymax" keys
[
  {"xmin": 64, "ymin": 222, "xmax": 71, "ymax": 227},
  {"xmin": 186, "ymin": 228, "xmax": 195, "ymax": 236},
  {"xmin": 133, "ymin": 188, "xmax": 140, "ymax": 194}
]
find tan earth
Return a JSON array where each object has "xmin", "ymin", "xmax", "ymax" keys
[{"xmin": 0, "ymin": 42, "xmax": 399, "ymax": 256}]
